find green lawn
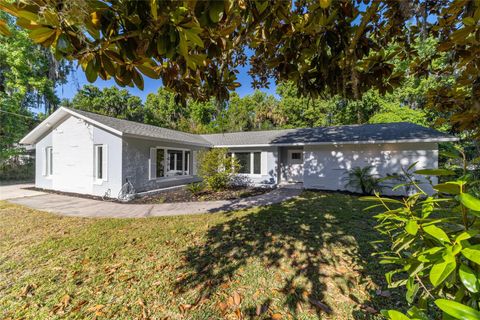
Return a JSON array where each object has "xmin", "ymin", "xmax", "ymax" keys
[{"xmin": 0, "ymin": 191, "xmax": 402, "ymax": 319}]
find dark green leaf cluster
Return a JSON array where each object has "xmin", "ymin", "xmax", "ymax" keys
[{"xmin": 362, "ymin": 152, "xmax": 480, "ymax": 319}]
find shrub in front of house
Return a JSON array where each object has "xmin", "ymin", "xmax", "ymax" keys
[
  {"xmin": 362, "ymin": 152, "xmax": 480, "ymax": 319},
  {"xmin": 197, "ymin": 148, "xmax": 240, "ymax": 191},
  {"xmin": 343, "ymin": 165, "xmax": 382, "ymax": 195},
  {"xmin": 186, "ymin": 182, "xmax": 205, "ymax": 195}
]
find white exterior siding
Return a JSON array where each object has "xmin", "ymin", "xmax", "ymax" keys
[
  {"xmin": 91, "ymin": 124, "xmax": 123, "ymax": 197},
  {"xmin": 35, "ymin": 131, "xmax": 53, "ymax": 190},
  {"xmin": 34, "ymin": 115, "xmax": 123, "ymax": 197},
  {"xmin": 303, "ymin": 142, "xmax": 438, "ymax": 195}
]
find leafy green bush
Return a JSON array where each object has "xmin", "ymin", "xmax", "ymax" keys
[
  {"xmin": 186, "ymin": 182, "xmax": 205, "ymax": 195},
  {"xmin": 362, "ymin": 160, "xmax": 480, "ymax": 319},
  {"xmin": 197, "ymin": 148, "xmax": 239, "ymax": 191},
  {"xmin": 343, "ymin": 165, "xmax": 382, "ymax": 195},
  {"xmin": 0, "ymin": 158, "xmax": 34, "ymax": 181}
]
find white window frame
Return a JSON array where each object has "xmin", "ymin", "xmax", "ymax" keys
[
  {"xmin": 230, "ymin": 151, "xmax": 262, "ymax": 176},
  {"xmin": 149, "ymin": 146, "xmax": 192, "ymax": 180},
  {"xmin": 45, "ymin": 146, "xmax": 53, "ymax": 177},
  {"xmin": 94, "ymin": 144, "xmax": 108, "ymax": 183}
]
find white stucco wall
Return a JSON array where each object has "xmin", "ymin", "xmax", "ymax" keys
[
  {"xmin": 303, "ymin": 142, "xmax": 438, "ymax": 195},
  {"xmin": 35, "ymin": 131, "xmax": 53, "ymax": 190},
  {"xmin": 34, "ymin": 115, "xmax": 123, "ymax": 197}
]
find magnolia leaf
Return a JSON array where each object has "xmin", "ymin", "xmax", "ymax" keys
[
  {"xmin": 178, "ymin": 31, "xmax": 188, "ymax": 57},
  {"xmin": 462, "ymin": 17, "xmax": 476, "ymax": 26},
  {"xmin": 455, "ymin": 230, "xmax": 479, "ymax": 243},
  {"xmin": 459, "ymin": 264, "xmax": 479, "ymax": 293},
  {"xmin": 150, "ymin": 0, "xmax": 158, "ymax": 20},
  {"xmin": 30, "ymin": 27, "xmax": 56, "ymax": 44},
  {"xmin": 137, "ymin": 64, "xmax": 159, "ymax": 79},
  {"xmin": 429, "ymin": 260, "xmax": 456, "ymax": 287},
  {"xmin": 85, "ymin": 59, "xmax": 98, "ymax": 83},
  {"xmin": 461, "ymin": 245, "xmax": 480, "ymax": 265},
  {"xmin": 209, "ymin": 0, "xmax": 224, "ymax": 23},
  {"xmin": 458, "ymin": 193, "xmax": 480, "ymax": 211},
  {"xmin": 359, "ymin": 196, "xmax": 403, "ymax": 204},
  {"xmin": 415, "ymin": 169, "xmax": 456, "ymax": 176},
  {"xmin": 380, "ymin": 310, "xmax": 410, "ymax": 320},
  {"xmin": 17, "ymin": 10, "xmax": 39, "ymax": 22},
  {"xmin": 132, "ymin": 69, "xmax": 144, "ymax": 90},
  {"xmin": 405, "ymin": 220, "xmax": 418, "ymax": 236},
  {"xmin": 184, "ymin": 28, "xmax": 204, "ymax": 48},
  {"xmin": 435, "ymin": 299, "xmax": 480, "ymax": 320},
  {"xmin": 434, "ymin": 183, "xmax": 461, "ymax": 195},
  {"xmin": 0, "ymin": 19, "xmax": 10, "ymax": 36},
  {"xmin": 423, "ymin": 225, "xmax": 450, "ymax": 243},
  {"xmin": 319, "ymin": 0, "xmax": 332, "ymax": 9}
]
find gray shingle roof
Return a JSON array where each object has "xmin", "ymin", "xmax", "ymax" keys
[
  {"xmin": 201, "ymin": 122, "xmax": 456, "ymax": 146},
  {"xmin": 69, "ymin": 108, "xmax": 211, "ymax": 146},
  {"xmin": 68, "ymin": 108, "xmax": 456, "ymax": 147}
]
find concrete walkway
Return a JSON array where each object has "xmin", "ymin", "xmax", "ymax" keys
[
  {"xmin": 1, "ymin": 184, "xmax": 301, "ymax": 218},
  {"xmin": 0, "ymin": 183, "xmax": 47, "ymax": 200}
]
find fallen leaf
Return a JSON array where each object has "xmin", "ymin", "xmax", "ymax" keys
[
  {"xmin": 375, "ymin": 289, "xmax": 391, "ymax": 297},
  {"xmin": 227, "ymin": 296, "xmax": 235, "ymax": 307},
  {"xmin": 71, "ymin": 300, "xmax": 88, "ymax": 312},
  {"xmin": 87, "ymin": 304, "xmax": 105, "ymax": 312},
  {"xmin": 21, "ymin": 284, "xmax": 35, "ymax": 297},
  {"xmin": 217, "ymin": 301, "xmax": 228, "ymax": 312},
  {"xmin": 235, "ymin": 308, "xmax": 243, "ymax": 319},
  {"xmin": 256, "ymin": 302, "xmax": 269, "ymax": 315},
  {"xmin": 361, "ymin": 305, "xmax": 378, "ymax": 314},
  {"xmin": 271, "ymin": 313, "xmax": 282, "ymax": 319},
  {"xmin": 233, "ymin": 292, "xmax": 242, "ymax": 305},
  {"xmin": 179, "ymin": 304, "xmax": 192, "ymax": 313}
]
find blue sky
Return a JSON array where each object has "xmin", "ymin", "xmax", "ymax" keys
[{"xmin": 56, "ymin": 59, "xmax": 277, "ymax": 103}]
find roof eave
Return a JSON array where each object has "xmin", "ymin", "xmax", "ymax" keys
[
  {"xmin": 123, "ymin": 132, "xmax": 212, "ymax": 147},
  {"xmin": 212, "ymin": 137, "xmax": 459, "ymax": 148}
]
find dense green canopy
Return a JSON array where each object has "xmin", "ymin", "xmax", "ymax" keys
[{"xmin": 0, "ymin": 0, "xmax": 478, "ymax": 136}]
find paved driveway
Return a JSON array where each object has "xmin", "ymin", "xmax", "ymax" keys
[
  {"xmin": 0, "ymin": 183, "xmax": 47, "ymax": 200},
  {"xmin": 1, "ymin": 183, "xmax": 301, "ymax": 218}
]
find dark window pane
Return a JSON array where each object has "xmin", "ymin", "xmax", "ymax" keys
[
  {"xmin": 156, "ymin": 149, "xmax": 164, "ymax": 177},
  {"xmin": 184, "ymin": 151, "xmax": 190, "ymax": 174},
  {"xmin": 291, "ymin": 152, "xmax": 302, "ymax": 160},
  {"xmin": 236, "ymin": 152, "xmax": 250, "ymax": 174},
  {"xmin": 177, "ymin": 152, "xmax": 183, "ymax": 174},
  {"xmin": 253, "ymin": 152, "xmax": 261, "ymax": 174},
  {"xmin": 167, "ymin": 150, "xmax": 183, "ymax": 176},
  {"xmin": 97, "ymin": 146, "xmax": 103, "ymax": 179}
]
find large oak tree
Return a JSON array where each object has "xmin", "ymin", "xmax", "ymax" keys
[{"xmin": 0, "ymin": 0, "xmax": 478, "ymax": 136}]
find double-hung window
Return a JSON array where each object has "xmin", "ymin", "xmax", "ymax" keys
[
  {"xmin": 150, "ymin": 147, "xmax": 191, "ymax": 179},
  {"xmin": 94, "ymin": 144, "xmax": 107, "ymax": 181},
  {"xmin": 45, "ymin": 146, "xmax": 53, "ymax": 176},
  {"xmin": 230, "ymin": 151, "xmax": 261, "ymax": 175}
]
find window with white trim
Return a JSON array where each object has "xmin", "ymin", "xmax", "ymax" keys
[
  {"xmin": 94, "ymin": 144, "xmax": 107, "ymax": 181},
  {"xmin": 45, "ymin": 146, "xmax": 53, "ymax": 176},
  {"xmin": 230, "ymin": 151, "xmax": 261, "ymax": 175},
  {"xmin": 150, "ymin": 147, "xmax": 191, "ymax": 179}
]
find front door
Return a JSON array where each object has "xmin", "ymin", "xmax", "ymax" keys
[{"xmin": 286, "ymin": 149, "xmax": 304, "ymax": 182}]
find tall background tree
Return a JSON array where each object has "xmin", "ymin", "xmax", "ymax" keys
[{"xmin": 0, "ymin": 12, "xmax": 70, "ymax": 161}]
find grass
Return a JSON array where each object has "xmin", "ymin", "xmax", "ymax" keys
[{"xmin": 0, "ymin": 191, "xmax": 402, "ymax": 319}]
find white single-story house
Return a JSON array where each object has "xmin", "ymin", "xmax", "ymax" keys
[{"xmin": 20, "ymin": 107, "xmax": 457, "ymax": 198}]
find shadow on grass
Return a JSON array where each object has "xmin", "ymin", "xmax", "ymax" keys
[{"xmin": 175, "ymin": 191, "xmax": 402, "ymax": 318}]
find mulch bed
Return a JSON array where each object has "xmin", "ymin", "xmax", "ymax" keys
[
  {"xmin": 132, "ymin": 186, "xmax": 271, "ymax": 204},
  {"xmin": 25, "ymin": 186, "xmax": 272, "ymax": 204}
]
